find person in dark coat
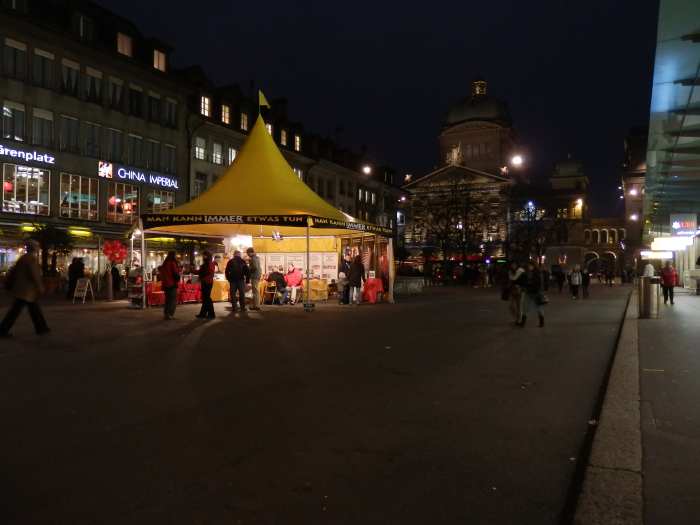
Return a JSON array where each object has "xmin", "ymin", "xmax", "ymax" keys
[
  {"xmin": 159, "ymin": 251, "xmax": 181, "ymax": 320},
  {"xmin": 348, "ymin": 255, "xmax": 366, "ymax": 305},
  {"xmin": 582, "ymin": 269, "xmax": 591, "ymax": 299},
  {"xmin": 518, "ymin": 262, "xmax": 545, "ymax": 328},
  {"xmin": 66, "ymin": 257, "xmax": 85, "ymax": 299},
  {"xmin": 196, "ymin": 251, "xmax": 217, "ymax": 319},
  {"xmin": 111, "ymin": 264, "xmax": 121, "ymax": 298},
  {"xmin": 225, "ymin": 250, "xmax": 250, "ymax": 312},
  {"xmin": 266, "ymin": 266, "xmax": 287, "ymax": 304},
  {"xmin": 339, "ymin": 254, "xmax": 351, "ymax": 304}
]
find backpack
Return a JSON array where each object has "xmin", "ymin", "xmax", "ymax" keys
[{"xmin": 4, "ymin": 264, "xmax": 17, "ymax": 291}]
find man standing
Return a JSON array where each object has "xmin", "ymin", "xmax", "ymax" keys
[
  {"xmin": 225, "ymin": 250, "xmax": 249, "ymax": 312},
  {"xmin": 246, "ymin": 247, "xmax": 262, "ymax": 310},
  {"xmin": 660, "ymin": 260, "xmax": 678, "ymax": 305},
  {"xmin": 196, "ymin": 251, "xmax": 217, "ymax": 319},
  {"xmin": 0, "ymin": 240, "xmax": 50, "ymax": 337}
]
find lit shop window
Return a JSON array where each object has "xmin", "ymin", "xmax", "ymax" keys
[
  {"xmin": 280, "ymin": 129, "xmax": 287, "ymax": 146},
  {"xmin": 294, "ymin": 134, "xmax": 301, "ymax": 152},
  {"xmin": 200, "ymin": 96, "xmax": 210, "ymax": 117},
  {"xmin": 107, "ymin": 182, "xmax": 138, "ymax": 224},
  {"xmin": 2, "ymin": 100, "xmax": 25, "ymax": 141},
  {"xmin": 240, "ymin": 112, "xmax": 248, "ymax": 131},
  {"xmin": 194, "ymin": 137, "xmax": 206, "ymax": 160},
  {"xmin": 2, "ymin": 163, "xmax": 50, "ymax": 215},
  {"xmin": 153, "ymin": 49, "xmax": 166, "ymax": 72},
  {"xmin": 59, "ymin": 173, "xmax": 98, "ymax": 220},
  {"xmin": 221, "ymin": 104, "xmax": 230, "ymax": 124},
  {"xmin": 212, "ymin": 142, "xmax": 223, "ymax": 165},
  {"xmin": 266, "ymin": 123, "xmax": 272, "ymax": 135},
  {"xmin": 117, "ymin": 33, "xmax": 132, "ymax": 57},
  {"xmin": 146, "ymin": 190, "xmax": 174, "ymax": 212}
]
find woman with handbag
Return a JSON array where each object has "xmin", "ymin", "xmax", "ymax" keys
[
  {"xmin": 159, "ymin": 251, "xmax": 181, "ymax": 320},
  {"xmin": 518, "ymin": 261, "xmax": 546, "ymax": 328}
]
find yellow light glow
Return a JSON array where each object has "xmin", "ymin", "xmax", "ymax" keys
[
  {"xmin": 68, "ymin": 228, "xmax": 92, "ymax": 237},
  {"xmin": 20, "ymin": 224, "xmax": 36, "ymax": 232}
]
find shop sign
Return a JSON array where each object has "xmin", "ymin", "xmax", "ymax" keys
[
  {"xmin": 97, "ymin": 161, "xmax": 179, "ymax": 190},
  {"xmin": 0, "ymin": 142, "xmax": 55, "ymax": 165},
  {"xmin": 670, "ymin": 213, "xmax": 697, "ymax": 236}
]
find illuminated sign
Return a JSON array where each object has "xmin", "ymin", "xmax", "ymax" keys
[
  {"xmin": 670, "ymin": 213, "xmax": 697, "ymax": 236},
  {"xmin": 97, "ymin": 161, "xmax": 179, "ymax": 190},
  {"xmin": 0, "ymin": 143, "xmax": 55, "ymax": 165},
  {"xmin": 651, "ymin": 236, "xmax": 694, "ymax": 251},
  {"xmin": 640, "ymin": 250, "xmax": 673, "ymax": 260}
]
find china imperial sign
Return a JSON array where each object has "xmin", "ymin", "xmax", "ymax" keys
[
  {"xmin": 670, "ymin": 213, "xmax": 697, "ymax": 236},
  {"xmin": 98, "ymin": 161, "xmax": 179, "ymax": 190},
  {"xmin": 0, "ymin": 143, "xmax": 55, "ymax": 165}
]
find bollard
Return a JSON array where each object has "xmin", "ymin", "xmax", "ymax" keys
[{"xmin": 639, "ymin": 276, "xmax": 661, "ymax": 319}]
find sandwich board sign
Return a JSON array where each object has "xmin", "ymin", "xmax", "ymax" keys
[{"xmin": 73, "ymin": 278, "xmax": 94, "ymax": 304}]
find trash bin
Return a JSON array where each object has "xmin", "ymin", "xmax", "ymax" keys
[{"xmin": 638, "ymin": 276, "xmax": 661, "ymax": 319}]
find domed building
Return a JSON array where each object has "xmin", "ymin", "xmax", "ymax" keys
[{"xmin": 402, "ymin": 79, "xmax": 519, "ymax": 260}]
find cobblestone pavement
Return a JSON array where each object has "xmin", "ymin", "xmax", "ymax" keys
[{"xmin": 0, "ymin": 284, "xmax": 630, "ymax": 524}]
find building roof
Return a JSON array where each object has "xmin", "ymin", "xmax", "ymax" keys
[{"xmin": 445, "ymin": 79, "xmax": 512, "ymax": 127}]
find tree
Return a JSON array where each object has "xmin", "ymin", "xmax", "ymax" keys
[{"xmin": 30, "ymin": 224, "xmax": 74, "ymax": 276}]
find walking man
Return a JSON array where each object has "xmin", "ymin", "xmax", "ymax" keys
[
  {"xmin": 0, "ymin": 240, "xmax": 50, "ymax": 337},
  {"xmin": 246, "ymin": 247, "xmax": 262, "ymax": 310},
  {"xmin": 225, "ymin": 250, "xmax": 249, "ymax": 312}
]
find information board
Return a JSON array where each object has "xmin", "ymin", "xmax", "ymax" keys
[{"xmin": 73, "ymin": 278, "xmax": 94, "ymax": 304}]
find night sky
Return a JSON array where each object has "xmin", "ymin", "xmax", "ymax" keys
[{"xmin": 100, "ymin": 0, "xmax": 660, "ymax": 215}]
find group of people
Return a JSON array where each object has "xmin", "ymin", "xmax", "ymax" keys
[
  {"xmin": 506, "ymin": 261, "xmax": 547, "ymax": 327},
  {"xmin": 339, "ymin": 254, "xmax": 367, "ymax": 305}
]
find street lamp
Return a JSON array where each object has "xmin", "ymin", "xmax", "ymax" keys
[
  {"xmin": 362, "ymin": 165, "xmax": 372, "ymax": 175},
  {"xmin": 510, "ymin": 154, "xmax": 524, "ymax": 167}
]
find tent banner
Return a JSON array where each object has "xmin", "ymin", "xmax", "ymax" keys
[{"xmin": 141, "ymin": 214, "xmax": 393, "ymax": 236}]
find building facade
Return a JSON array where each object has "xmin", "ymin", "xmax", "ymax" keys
[{"xmin": 0, "ymin": 0, "xmax": 188, "ymax": 273}]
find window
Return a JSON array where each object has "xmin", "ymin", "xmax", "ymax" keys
[
  {"xmin": 153, "ymin": 49, "xmax": 166, "ymax": 72},
  {"xmin": 32, "ymin": 49, "xmax": 53, "ymax": 88},
  {"xmin": 2, "ymin": 0, "xmax": 28, "ymax": 11},
  {"xmin": 240, "ymin": 112, "xmax": 248, "ymax": 131},
  {"xmin": 83, "ymin": 121, "xmax": 101, "ymax": 157},
  {"xmin": 148, "ymin": 93, "xmax": 161, "ymax": 122},
  {"xmin": 146, "ymin": 190, "xmax": 174, "ymax": 212},
  {"xmin": 397, "ymin": 210, "xmax": 405, "ymax": 226},
  {"xmin": 600, "ymin": 230, "xmax": 608, "ymax": 244},
  {"xmin": 163, "ymin": 144, "xmax": 176, "ymax": 174},
  {"xmin": 293, "ymin": 167, "xmax": 303, "ymax": 179},
  {"xmin": 2, "ymin": 164, "xmax": 50, "ymax": 215},
  {"xmin": 294, "ymin": 134, "xmax": 301, "ymax": 152},
  {"xmin": 365, "ymin": 190, "xmax": 370, "ymax": 203},
  {"xmin": 221, "ymin": 104, "xmax": 230, "ymax": 124},
  {"xmin": 200, "ymin": 96, "xmax": 210, "ymax": 117},
  {"xmin": 265, "ymin": 123, "xmax": 272, "ymax": 135},
  {"xmin": 2, "ymin": 101, "xmax": 25, "ymax": 141},
  {"xmin": 73, "ymin": 14, "xmax": 94, "ymax": 42},
  {"xmin": 145, "ymin": 139, "xmax": 160, "ymax": 169},
  {"xmin": 194, "ymin": 172, "xmax": 207, "ymax": 197},
  {"xmin": 610, "ymin": 229, "xmax": 617, "ymax": 244},
  {"xmin": 194, "ymin": 137, "xmax": 206, "ymax": 160},
  {"xmin": 227, "ymin": 147, "xmax": 236, "ymax": 165},
  {"xmin": 584, "ymin": 230, "xmax": 591, "ymax": 244},
  {"xmin": 164, "ymin": 98, "xmax": 177, "ymax": 127},
  {"xmin": 107, "ymin": 182, "xmax": 138, "ymax": 223},
  {"xmin": 105, "ymin": 128, "xmax": 123, "ymax": 161},
  {"xmin": 85, "ymin": 67, "xmax": 102, "ymax": 103},
  {"xmin": 32, "ymin": 108, "xmax": 53, "ymax": 147},
  {"xmin": 127, "ymin": 134, "xmax": 143, "ymax": 165},
  {"xmin": 280, "ymin": 129, "xmax": 287, "ymax": 146},
  {"xmin": 371, "ymin": 192, "xmax": 376, "ymax": 205},
  {"xmin": 59, "ymin": 115, "xmax": 79, "ymax": 152},
  {"xmin": 129, "ymin": 85, "xmax": 143, "ymax": 117},
  {"xmin": 117, "ymin": 33, "xmax": 132, "ymax": 57},
  {"xmin": 59, "ymin": 173, "xmax": 98, "ymax": 220},
  {"xmin": 3, "ymin": 38, "xmax": 26, "ymax": 79},
  {"xmin": 109, "ymin": 77, "xmax": 123, "ymax": 109},
  {"xmin": 358, "ymin": 188, "xmax": 363, "ymax": 200},
  {"xmin": 619, "ymin": 228, "xmax": 626, "ymax": 241},
  {"xmin": 212, "ymin": 142, "xmax": 223, "ymax": 164},
  {"xmin": 61, "ymin": 59, "xmax": 79, "ymax": 96}
]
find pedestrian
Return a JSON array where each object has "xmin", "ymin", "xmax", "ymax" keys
[
  {"xmin": 0, "ymin": 240, "xmax": 50, "ymax": 337},
  {"xmin": 111, "ymin": 264, "xmax": 121, "ymax": 298},
  {"xmin": 246, "ymin": 247, "xmax": 262, "ymax": 310},
  {"xmin": 348, "ymin": 254, "xmax": 366, "ymax": 305},
  {"xmin": 225, "ymin": 250, "xmax": 249, "ymax": 312},
  {"xmin": 423, "ymin": 258, "xmax": 433, "ymax": 288},
  {"xmin": 159, "ymin": 251, "xmax": 180, "ymax": 320},
  {"xmin": 660, "ymin": 260, "xmax": 678, "ymax": 305},
  {"xmin": 338, "ymin": 254, "xmax": 351, "ymax": 304},
  {"xmin": 582, "ymin": 268, "xmax": 591, "ymax": 299},
  {"xmin": 518, "ymin": 261, "xmax": 545, "ymax": 327},
  {"xmin": 605, "ymin": 267, "xmax": 615, "ymax": 287},
  {"xmin": 555, "ymin": 269, "xmax": 565, "ymax": 293},
  {"xmin": 570, "ymin": 265, "xmax": 582, "ymax": 299},
  {"xmin": 196, "ymin": 250, "xmax": 216, "ymax": 319},
  {"xmin": 507, "ymin": 261, "xmax": 526, "ymax": 324},
  {"xmin": 643, "ymin": 261, "xmax": 655, "ymax": 277},
  {"xmin": 66, "ymin": 257, "xmax": 85, "ymax": 299},
  {"xmin": 541, "ymin": 267, "xmax": 550, "ymax": 291}
]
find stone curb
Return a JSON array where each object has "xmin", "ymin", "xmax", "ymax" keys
[{"xmin": 573, "ymin": 291, "xmax": 642, "ymax": 525}]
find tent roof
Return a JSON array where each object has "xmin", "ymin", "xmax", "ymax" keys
[{"xmin": 141, "ymin": 115, "xmax": 391, "ymax": 238}]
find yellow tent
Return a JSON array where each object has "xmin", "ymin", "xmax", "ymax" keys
[
  {"xmin": 141, "ymin": 115, "xmax": 392, "ymax": 238},
  {"xmin": 138, "ymin": 114, "xmax": 394, "ymax": 305}
]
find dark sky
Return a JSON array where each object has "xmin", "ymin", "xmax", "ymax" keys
[{"xmin": 100, "ymin": 0, "xmax": 659, "ymax": 215}]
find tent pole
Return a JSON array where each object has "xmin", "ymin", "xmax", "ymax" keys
[
  {"xmin": 140, "ymin": 219, "xmax": 146, "ymax": 310},
  {"xmin": 306, "ymin": 221, "xmax": 310, "ymax": 309},
  {"xmin": 387, "ymin": 236, "xmax": 395, "ymax": 304}
]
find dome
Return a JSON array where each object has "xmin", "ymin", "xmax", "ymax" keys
[{"xmin": 445, "ymin": 79, "xmax": 512, "ymax": 127}]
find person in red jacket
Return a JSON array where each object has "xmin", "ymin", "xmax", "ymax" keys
[
  {"xmin": 196, "ymin": 251, "xmax": 216, "ymax": 319},
  {"xmin": 159, "ymin": 251, "xmax": 181, "ymax": 320},
  {"xmin": 660, "ymin": 260, "xmax": 679, "ymax": 305}
]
